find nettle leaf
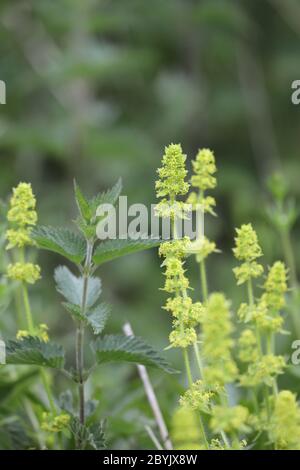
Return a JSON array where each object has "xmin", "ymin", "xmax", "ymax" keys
[
  {"xmin": 86, "ymin": 303, "xmax": 111, "ymax": 335},
  {"xmin": 90, "ymin": 178, "xmax": 122, "ymax": 213},
  {"xmin": 6, "ymin": 337, "xmax": 65, "ymax": 369},
  {"xmin": 62, "ymin": 302, "xmax": 83, "ymax": 322},
  {"xmin": 32, "ymin": 226, "xmax": 86, "ymax": 264},
  {"xmin": 54, "ymin": 266, "xmax": 101, "ymax": 308},
  {"xmin": 63, "ymin": 301, "xmax": 110, "ymax": 334},
  {"xmin": 92, "ymin": 335, "xmax": 177, "ymax": 373},
  {"xmin": 70, "ymin": 418, "xmax": 106, "ymax": 450},
  {"xmin": 92, "ymin": 238, "xmax": 160, "ymax": 266},
  {"xmin": 74, "ymin": 180, "xmax": 92, "ymax": 222}
]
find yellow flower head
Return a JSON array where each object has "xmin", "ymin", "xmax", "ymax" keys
[
  {"xmin": 191, "ymin": 148, "xmax": 217, "ymax": 191},
  {"xmin": 269, "ymin": 391, "xmax": 300, "ymax": 450},
  {"xmin": 210, "ymin": 405, "xmax": 249, "ymax": 434},
  {"xmin": 171, "ymin": 406, "xmax": 202, "ymax": 450},
  {"xmin": 41, "ymin": 412, "xmax": 70, "ymax": 433},
  {"xmin": 156, "ymin": 144, "xmax": 189, "ymax": 201},
  {"xmin": 180, "ymin": 380, "xmax": 221, "ymax": 413},
  {"xmin": 7, "ymin": 182, "xmax": 37, "ymax": 228},
  {"xmin": 240, "ymin": 354, "xmax": 285, "ymax": 387},
  {"xmin": 16, "ymin": 323, "xmax": 49, "ymax": 343},
  {"xmin": 6, "ymin": 228, "xmax": 34, "ymax": 250},
  {"xmin": 201, "ymin": 293, "xmax": 237, "ymax": 385},
  {"xmin": 7, "ymin": 262, "xmax": 41, "ymax": 284},
  {"xmin": 262, "ymin": 261, "xmax": 288, "ymax": 311},
  {"xmin": 233, "ymin": 223, "xmax": 262, "ymax": 262}
]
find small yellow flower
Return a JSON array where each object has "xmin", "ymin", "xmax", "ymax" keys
[
  {"xmin": 261, "ymin": 261, "xmax": 288, "ymax": 311},
  {"xmin": 5, "ymin": 228, "xmax": 34, "ymax": 249},
  {"xmin": 7, "ymin": 182, "xmax": 37, "ymax": 228},
  {"xmin": 41, "ymin": 412, "xmax": 70, "ymax": 433},
  {"xmin": 269, "ymin": 391, "xmax": 300, "ymax": 450},
  {"xmin": 7, "ymin": 262, "xmax": 41, "ymax": 284},
  {"xmin": 169, "ymin": 327, "xmax": 197, "ymax": 348},
  {"xmin": 156, "ymin": 144, "xmax": 189, "ymax": 200},
  {"xmin": 190, "ymin": 149, "xmax": 217, "ymax": 191},
  {"xmin": 180, "ymin": 380, "xmax": 221, "ymax": 413},
  {"xmin": 240, "ymin": 354, "xmax": 285, "ymax": 387},
  {"xmin": 233, "ymin": 223, "xmax": 263, "ymax": 262},
  {"xmin": 210, "ymin": 405, "xmax": 249, "ymax": 434},
  {"xmin": 16, "ymin": 323, "xmax": 49, "ymax": 342}
]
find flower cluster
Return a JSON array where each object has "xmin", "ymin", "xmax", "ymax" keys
[
  {"xmin": 41, "ymin": 412, "xmax": 70, "ymax": 433},
  {"xmin": 160, "ymin": 239, "xmax": 203, "ymax": 348},
  {"xmin": 7, "ymin": 262, "xmax": 41, "ymax": 284},
  {"xmin": 155, "ymin": 144, "xmax": 189, "ymax": 219},
  {"xmin": 190, "ymin": 148, "xmax": 217, "ymax": 192},
  {"xmin": 185, "ymin": 237, "xmax": 218, "ymax": 264},
  {"xmin": 201, "ymin": 293, "xmax": 237, "ymax": 385},
  {"xmin": 238, "ymin": 329, "xmax": 259, "ymax": 363},
  {"xmin": 269, "ymin": 391, "xmax": 300, "ymax": 450},
  {"xmin": 210, "ymin": 405, "xmax": 249, "ymax": 434},
  {"xmin": 171, "ymin": 406, "xmax": 202, "ymax": 450},
  {"xmin": 240, "ymin": 354, "xmax": 285, "ymax": 388},
  {"xmin": 261, "ymin": 261, "xmax": 288, "ymax": 312},
  {"xmin": 233, "ymin": 224, "xmax": 264, "ymax": 285},
  {"xmin": 17, "ymin": 323, "xmax": 49, "ymax": 343},
  {"xmin": 6, "ymin": 183, "xmax": 40, "ymax": 285},
  {"xmin": 179, "ymin": 380, "xmax": 222, "ymax": 413}
]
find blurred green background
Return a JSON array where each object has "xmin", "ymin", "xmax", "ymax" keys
[{"xmin": 0, "ymin": 0, "xmax": 300, "ymax": 449}]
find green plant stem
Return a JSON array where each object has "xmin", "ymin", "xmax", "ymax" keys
[
  {"xmin": 247, "ymin": 278, "xmax": 271, "ymax": 419},
  {"xmin": 193, "ymin": 342, "xmax": 204, "ymax": 378},
  {"xmin": 76, "ymin": 239, "xmax": 93, "ymax": 438},
  {"xmin": 200, "ymin": 259, "xmax": 208, "ymax": 303},
  {"xmin": 21, "ymin": 282, "xmax": 35, "ymax": 333}
]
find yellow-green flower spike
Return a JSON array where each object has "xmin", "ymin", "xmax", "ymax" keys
[
  {"xmin": 6, "ymin": 228, "xmax": 33, "ymax": 249},
  {"xmin": 171, "ymin": 406, "xmax": 202, "ymax": 450},
  {"xmin": 179, "ymin": 380, "xmax": 222, "ymax": 413},
  {"xmin": 210, "ymin": 405, "xmax": 249, "ymax": 435},
  {"xmin": 201, "ymin": 293, "xmax": 237, "ymax": 385},
  {"xmin": 7, "ymin": 182, "xmax": 37, "ymax": 228},
  {"xmin": 262, "ymin": 261, "xmax": 288, "ymax": 311},
  {"xmin": 233, "ymin": 223, "xmax": 263, "ymax": 262},
  {"xmin": 269, "ymin": 391, "xmax": 300, "ymax": 450},
  {"xmin": 191, "ymin": 148, "xmax": 217, "ymax": 191},
  {"xmin": 240, "ymin": 354, "xmax": 285, "ymax": 388},
  {"xmin": 7, "ymin": 262, "xmax": 41, "ymax": 284},
  {"xmin": 156, "ymin": 144, "xmax": 189, "ymax": 200}
]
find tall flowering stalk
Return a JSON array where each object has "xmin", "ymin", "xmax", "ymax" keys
[
  {"xmin": 186, "ymin": 149, "xmax": 218, "ymax": 302},
  {"xmin": 234, "ymin": 224, "xmax": 288, "ymax": 438},
  {"xmin": 5, "ymin": 183, "xmax": 56, "ymax": 416},
  {"xmin": 155, "ymin": 144, "xmax": 209, "ymax": 448}
]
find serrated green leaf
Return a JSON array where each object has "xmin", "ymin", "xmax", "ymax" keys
[
  {"xmin": 69, "ymin": 418, "xmax": 106, "ymax": 450},
  {"xmin": 6, "ymin": 337, "xmax": 65, "ymax": 369},
  {"xmin": 90, "ymin": 178, "xmax": 122, "ymax": 213},
  {"xmin": 86, "ymin": 303, "xmax": 111, "ymax": 335},
  {"xmin": 92, "ymin": 238, "xmax": 160, "ymax": 266},
  {"xmin": 32, "ymin": 226, "xmax": 86, "ymax": 264},
  {"xmin": 92, "ymin": 335, "xmax": 177, "ymax": 373},
  {"xmin": 62, "ymin": 302, "xmax": 84, "ymax": 322},
  {"xmin": 54, "ymin": 266, "xmax": 101, "ymax": 308},
  {"xmin": 62, "ymin": 301, "xmax": 110, "ymax": 334},
  {"xmin": 74, "ymin": 179, "xmax": 92, "ymax": 221}
]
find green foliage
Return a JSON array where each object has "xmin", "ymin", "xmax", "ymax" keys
[
  {"xmin": 92, "ymin": 238, "xmax": 160, "ymax": 266},
  {"xmin": 32, "ymin": 226, "xmax": 86, "ymax": 264},
  {"xmin": 63, "ymin": 301, "xmax": 111, "ymax": 334},
  {"xmin": 92, "ymin": 334, "xmax": 176, "ymax": 373},
  {"xmin": 54, "ymin": 266, "xmax": 101, "ymax": 308},
  {"xmin": 6, "ymin": 337, "xmax": 65, "ymax": 369}
]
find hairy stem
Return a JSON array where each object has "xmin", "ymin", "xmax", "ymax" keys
[{"xmin": 76, "ymin": 239, "xmax": 93, "ymax": 439}]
